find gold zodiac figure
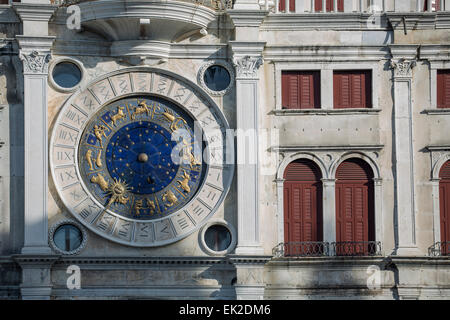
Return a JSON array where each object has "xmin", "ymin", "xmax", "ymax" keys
[
  {"xmin": 146, "ymin": 199, "xmax": 156, "ymax": 214},
  {"xmin": 134, "ymin": 199, "xmax": 144, "ymax": 215},
  {"xmin": 181, "ymin": 139, "xmax": 201, "ymax": 168},
  {"xmin": 177, "ymin": 170, "xmax": 191, "ymax": 193},
  {"xmin": 86, "ymin": 149, "xmax": 102, "ymax": 171},
  {"xmin": 110, "ymin": 106, "xmax": 126, "ymax": 127},
  {"xmin": 159, "ymin": 108, "xmax": 187, "ymax": 132},
  {"xmin": 90, "ymin": 173, "xmax": 109, "ymax": 192},
  {"xmin": 131, "ymin": 101, "xmax": 151, "ymax": 120},
  {"xmin": 162, "ymin": 190, "xmax": 178, "ymax": 208},
  {"xmin": 93, "ymin": 124, "xmax": 107, "ymax": 148}
]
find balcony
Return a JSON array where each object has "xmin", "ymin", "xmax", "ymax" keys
[
  {"xmin": 428, "ymin": 242, "xmax": 450, "ymax": 256},
  {"xmin": 273, "ymin": 241, "xmax": 382, "ymax": 258}
]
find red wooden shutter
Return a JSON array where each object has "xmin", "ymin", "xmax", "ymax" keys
[
  {"xmin": 440, "ymin": 161, "xmax": 450, "ymax": 254},
  {"xmin": 437, "ymin": 70, "xmax": 450, "ymax": 109},
  {"xmin": 279, "ymin": 0, "xmax": 295, "ymax": 12},
  {"xmin": 282, "ymin": 71, "xmax": 320, "ymax": 109},
  {"xmin": 334, "ymin": 70, "xmax": 372, "ymax": 109},
  {"xmin": 283, "ymin": 160, "xmax": 323, "ymax": 255},
  {"xmin": 424, "ymin": 0, "xmax": 441, "ymax": 11},
  {"xmin": 335, "ymin": 159, "xmax": 375, "ymax": 255},
  {"xmin": 315, "ymin": 0, "xmax": 344, "ymax": 12}
]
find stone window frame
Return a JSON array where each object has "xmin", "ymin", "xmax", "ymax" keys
[
  {"xmin": 274, "ymin": 146, "xmax": 384, "ymax": 254},
  {"xmin": 49, "ymin": 218, "xmax": 88, "ymax": 255},
  {"xmin": 199, "ymin": 219, "xmax": 237, "ymax": 256},
  {"xmin": 427, "ymin": 146, "xmax": 450, "ymax": 244},
  {"xmin": 48, "ymin": 57, "xmax": 86, "ymax": 93},
  {"xmin": 273, "ymin": 61, "xmax": 381, "ymax": 114}
]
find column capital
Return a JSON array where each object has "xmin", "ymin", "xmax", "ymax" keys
[
  {"xmin": 321, "ymin": 178, "xmax": 336, "ymax": 185},
  {"xmin": 390, "ymin": 58, "xmax": 417, "ymax": 79},
  {"xmin": 20, "ymin": 50, "xmax": 52, "ymax": 75},
  {"xmin": 16, "ymin": 36, "xmax": 55, "ymax": 75},
  {"xmin": 232, "ymin": 55, "xmax": 264, "ymax": 79}
]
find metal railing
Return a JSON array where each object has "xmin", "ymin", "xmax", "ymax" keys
[
  {"xmin": 50, "ymin": 0, "xmax": 233, "ymax": 10},
  {"xmin": 264, "ymin": 0, "xmax": 447, "ymax": 14},
  {"xmin": 428, "ymin": 242, "xmax": 450, "ymax": 256},
  {"xmin": 273, "ymin": 242, "xmax": 330, "ymax": 258},
  {"xmin": 273, "ymin": 241, "xmax": 382, "ymax": 258},
  {"xmin": 331, "ymin": 241, "xmax": 382, "ymax": 256}
]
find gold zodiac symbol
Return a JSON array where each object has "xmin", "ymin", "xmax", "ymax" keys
[
  {"xmin": 159, "ymin": 108, "xmax": 187, "ymax": 132},
  {"xmin": 134, "ymin": 199, "xmax": 144, "ymax": 215},
  {"xmin": 90, "ymin": 173, "xmax": 109, "ymax": 192},
  {"xmin": 177, "ymin": 170, "xmax": 191, "ymax": 193},
  {"xmin": 85, "ymin": 149, "xmax": 102, "ymax": 171},
  {"xmin": 110, "ymin": 106, "xmax": 126, "ymax": 127},
  {"xmin": 181, "ymin": 139, "xmax": 201, "ymax": 168},
  {"xmin": 93, "ymin": 124, "xmax": 107, "ymax": 148},
  {"xmin": 131, "ymin": 101, "xmax": 151, "ymax": 120},
  {"xmin": 162, "ymin": 190, "xmax": 177, "ymax": 208},
  {"xmin": 146, "ymin": 199, "xmax": 156, "ymax": 214},
  {"xmin": 106, "ymin": 178, "xmax": 129, "ymax": 208}
]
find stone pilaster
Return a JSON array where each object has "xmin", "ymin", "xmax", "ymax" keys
[
  {"xmin": 389, "ymin": 45, "xmax": 421, "ymax": 256},
  {"xmin": 227, "ymin": 255, "xmax": 271, "ymax": 300},
  {"xmin": 321, "ymin": 178, "xmax": 336, "ymax": 245},
  {"xmin": 230, "ymin": 42, "xmax": 266, "ymax": 256},
  {"xmin": 13, "ymin": 1, "xmax": 58, "ymax": 300}
]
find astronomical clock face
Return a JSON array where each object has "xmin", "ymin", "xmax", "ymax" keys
[{"xmin": 50, "ymin": 68, "xmax": 233, "ymax": 247}]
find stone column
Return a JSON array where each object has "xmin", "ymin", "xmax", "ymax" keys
[
  {"xmin": 13, "ymin": 2, "xmax": 58, "ymax": 300},
  {"xmin": 230, "ymin": 42, "xmax": 266, "ymax": 256},
  {"xmin": 13, "ymin": 2, "xmax": 56, "ymax": 255},
  {"xmin": 322, "ymin": 179, "xmax": 336, "ymax": 251},
  {"xmin": 390, "ymin": 45, "xmax": 420, "ymax": 256}
]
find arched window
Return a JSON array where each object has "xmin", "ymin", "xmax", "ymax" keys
[
  {"xmin": 439, "ymin": 161, "xmax": 450, "ymax": 254},
  {"xmin": 335, "ymin": 158, "xmax": 375, "ymax": 255},
  {"xmin": 283, "ymin": 159, "xmax": 323, "ymax": 255}
]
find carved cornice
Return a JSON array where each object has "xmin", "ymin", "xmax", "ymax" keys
[
  {"xmin": 232, "ymin": 55, "xmax": 264, "ymax": 79},
  {"xmin": 390, "ymin": 58, "xmax": 416, "ymax": 79},
  {"xmin": 20, "ymin": 50, "xmax": 51, "ymax": 75}
]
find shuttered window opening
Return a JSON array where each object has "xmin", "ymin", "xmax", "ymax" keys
[
  {"xmin": 278, "ymin": 0, "xmax": 343, "ymax": 12},
  {"xmin": 335, "ymin": 159, "xmax": 375, "ymax": 255},
  {"xmin": 278, "ymin": 0, "xmax": 296, "ymax": 12},
  {"xmin": 424, "ymin": 0, "xmax": 441, "ymax": 11},
  {"xmin": 315, "ymin": 0, "xmax": 344, "ymax": 12},
  {"xmin": 437, "ymin": 70, "xmax": 450, "ymax": 109},
  {"xmin": 333, "ymin": 70, "xmax": 372, "ymax": 109},
  {"xmin": 440, "ymin": 161, "xmax": 450, "ymax": 254},
  {"xmin": 282, "ymin": 71, "xmax": 321, "ymax": 109},
  {"xmin": 284, "ymin": 160, "xmax": 323, "ymax": 255}
]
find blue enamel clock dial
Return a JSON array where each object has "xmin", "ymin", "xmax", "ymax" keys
[{"xmin": 78, "ymin": 96, "xmax": 205, "ymax": 220}]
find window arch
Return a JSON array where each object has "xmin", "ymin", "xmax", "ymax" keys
[
  {"xmin": 335, "ymin": 158, "xmax": 375, "ymax": 255},
  {"xmin": 283, "ymin": 159, "xmax": 323, "ymax": 255},
  {"xmin": 439, "ymin": 161, "xmax": 450, "ymax": 254}
]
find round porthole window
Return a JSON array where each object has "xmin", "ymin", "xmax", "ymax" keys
[
  {"xmin": 203, "ymin": 65, "xmax": 231, "ymax": 92},
  {"xmin": 49, "ymin": 59, "xmax": 84, "ymax": 92},
  {"xmin": 198, "ymin": 61, "xmax": 234, "ymax": 96},
  {"xmin": 50, "ymin": 220, "xmax": 87, "ymax": 255},
  {"xmin": 201, "ymin": 221, "xmax": 236, "ymax": 255}
]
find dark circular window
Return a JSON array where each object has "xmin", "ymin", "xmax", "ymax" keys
[
  {"xmin": 52, "ymin": 62, "xmax": 82, "ymax": 89},
  {"xmin": 53, "ymin": 224, "xmax": 83, "ymax": 253},
  {"xmin": 203, "ymin": 65, "xmax": 231, "ymax": 92},
  {"xmin": 204, "ymin": 224, "xmax": 232, "ymax": 252}
]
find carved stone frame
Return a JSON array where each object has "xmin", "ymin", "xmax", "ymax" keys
[{"xmin": 197, "ymin": 60, "xmax": 235, "ymax": 96}]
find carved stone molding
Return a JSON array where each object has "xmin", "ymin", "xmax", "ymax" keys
[
  {"xmin": 232, "ymin": 55, "xmax": 263, "ymax": 79},
  {"xmin": 390, "ymin": 58, "xmax": 416, "ymax": 79},
  {"xmin": 20, "ymin": 50, "xmax": 51, "ymax": 75}
]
